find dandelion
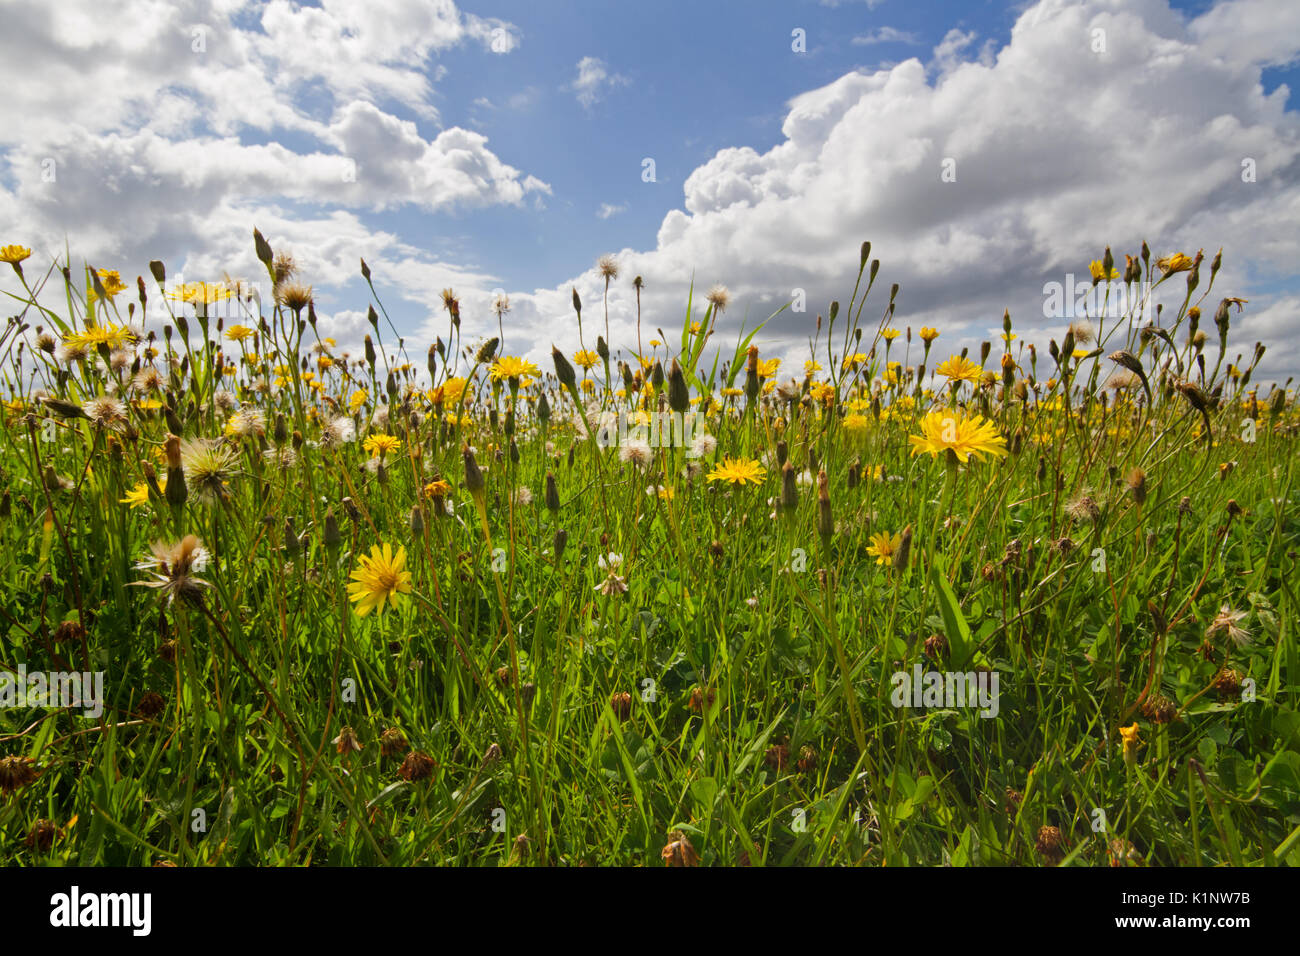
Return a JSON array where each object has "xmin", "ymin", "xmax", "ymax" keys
[
  {"xmin": 225, "ymin": 406, "xmax": 266, "ymax": 439},
  {"xmin": 491, "ymin": 356, "xmax": 540, "ymax": 383},
  {"xmin": 1156, "ymin": 252, "xmax": 1194, "ymax": 276},
  {"xmin": 619, "ymin": 439, "xmax": 652, "ymax": 468},
  {"xmin": 691, "ymin": 432, "xmax": 718, "ymax": 458},
  {"xmin": 81, "ymin": 395, "xmax": 127, "ymax": 429},
  {"xmin": 1090, "ymin": 260, "xmax": 1120, "ymax": 282},
  {"xmin": 225, "ymin": 325, "xmax": 256, "ymax": 343},
  {"xmin": 1119, "ymin": 723, "xmax": 1142, "ymax": 767},
  {"xmin": 919, "ymin": 327, "xmax": 940, "ymax": 344},
  {"xmin": 935, "ymin": 355, "xmax": 983, "ymax": 384},
  {"xmin": 0, "ymin": 244, "xmax": 32, "ymax": 266},
  {"xmin": 908, "ymin": 410, "xmax": 1008, "ymax": 463},
  {"xmin": 120, "ymin": 482, "xmax": 149, "ymax": 509},
  {"xmin": 321, "ymin": 416, "xmax": 356, "ymax": 447},
  {"xmin": 1206, "ymin": 605, "xmax": 1251, "ymax": 648},
  {"xmin": 843, "ymin": 413, "xmax": 870, "ymax": 433},
  {"xmin": 866, "ymin": 530, "xmax": 902, "ymax": 566},
  {"xmin": 705, "ymin": 285, "xmax": 730, "ymax": 312},
  {"xmin": 180, "ymin": 438, "xmax": 239, "ymax": 503},
  {"xmin": 706, "ymin": 457, "xmax": 767, "ymax": 486},
  {"xmin": 0, "ymin": 755, "xmax": 38, "ymax": 795},
  {"xmin": 362, "ymin": 433, "xmax": 402, "ymax": 458},
  {"xmin": 133, "ymin": 535, "xmax": 211, "ymax": 606},
  {"xmin": 512, "ymin": 486, "xmax": 534, "ymax": 507},
  {"xmin": 347, "ymin": 543, "xmax": 413, "ymax": 617},
  {"xmin": 573, "ymin": 349, "xmax": 599, "ymax": 370}
]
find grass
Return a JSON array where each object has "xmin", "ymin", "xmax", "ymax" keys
[{"xmin": 0, "ymin": 236, "xmax": 1296, "ymax": 866}]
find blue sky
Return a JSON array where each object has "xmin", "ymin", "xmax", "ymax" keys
[{"xmin": 2, "ymin": 0, "xmax": 1298, "ymax": 381}]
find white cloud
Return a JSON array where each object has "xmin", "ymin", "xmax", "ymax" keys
[
  {"xmin": 597, "ymin": 203, "xmax": 628, "ymax": 219},
  {"xmin": 852, "ymin": 27, "xmax": 922, "ymax": 46},
  {"xmin": 569, "ymin": 56, "xmax": 629, "ymax": 109},
  {"xmin": 461, "ymin": 0, "xmax": 1300, "ymax": 385}
]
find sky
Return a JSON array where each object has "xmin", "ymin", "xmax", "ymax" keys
[{"xmin": 2, "ymin": 0, "xmax": 1298, "ymax": 386}]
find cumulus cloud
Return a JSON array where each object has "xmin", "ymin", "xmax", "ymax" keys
[
  {"xmin": 457, "ymin": 0, "xmax": 1300, "ymax": 386},
  {"xmin": 0, "ymin": 0, "xmax": 542, "ymax": 290},
  {"xmin": 569, "ymin": 56, "xmax": 629, "ymax": 109}
]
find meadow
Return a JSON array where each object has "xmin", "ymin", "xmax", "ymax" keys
[{"xmin": 0, "ymin": 234, "xmax": 1296, "ymax": 866}]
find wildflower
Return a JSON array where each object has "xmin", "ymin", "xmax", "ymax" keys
[
  {"xmin": 843, "ymin": 413, "xmax": 870, "ymax": 433},
  {"xmin": 424, "ymin": 479, "xmax": 452, "ymax": 499},
  {"xmin": 1090, "ymin": 260, "xmax": 1120, "ymax": 282},
  {"xmin": 332, "ymin": 726, "xmax": 363, "ymax": 755},
  {"xmin": 380, "ymin": 728, "xmax": 409, "ymax": 758},
  {"xmin": 1065, "ymin": 494, "xmax": 1101, "ymax": 524},
  {"xmin": 706, "ymin": 457, "xmax": 767, "ymax": 486},
  {"xmin": 180, "ymin": 438, "xmax": 239, "ymax": 503},
  {"xmin": 347, "ymin": 543, "xmax": 413, "ymax": 617},
  {"xmin": 757, "ymin": 358, "xmax": 781, "ymax": 378},
  {"xmin": 511, "ymin": 486, "xmax": 534, "ymax": 507},
  {"xmin": 867, "ymin": 530, "xmax": 902, "ymax": 566},
  {"xmin": 81, "ymin": 395, "xmax": 127, "ymax": 429},
  {"xmin": 597, "ymin": 254, "xmax": 619, "ymax": 281},
  {"xmin": 133, "ymin": 535, "xmax": 211, "ymax": 606},
  {"xmin": 225, "ymin": 325, "xmax": 256, "ymax": 343},
  {"xmin": 225, "ymin": 406, "xmax": 266, "ymax": 439},
  {"xmin": 619, "ymin": 439, "xmax": 652, "ymax": 468},
  {"xmin": 0, "ymin": 244, "xmax": 32, "ymax": 266},
  {"xmin": 120, "ymin": 482, "xmax": 149, "ymax": 509},
  {"xmin": 397, "ymin": 750, "xmax": 437, "ymax": 782},
  {"xmin": 573, "ymin": 349, "xmax": 599, "ymax": 370},
  {"xmin": 908, "ymin": 410, "xmax": 1008, "ymax": 463},
  {"xmin": 169, "ymin": 282, "xmax": 234, "ymax": 306},
  {"xmin": 1156, "ymin": 252, "xmax": 1194, "ymax": 276},
  {"xmin": 277, "ymin": 282, "xmax": 313, "ymax": 313},
  {"xmin": 842, "ymin": 352, "xmax": 867, "ymax": 370},
  {"xmin": 661, "ymin": 830, "xmax": 699, "ymax": 867},
  {"xmin": 1035, "ymin": 826, "xmax": 1066, "ymax": 865},
  {"xmin": 1206, "ymin": 605, "xmax": 1251, "ymax": 648},
  {"xmin": 705, "ymin": 285, "xmax": 730, "ymax": 312},
  {"xmin": 0, "ymin": 755, "xmax": 38, "ymax": 795},
  {"xmin": 321, "ymin": 415, "xmax": 356, "ymax": 447},
  {"xmin": 362, "ymin": 433, "xmax": 402, "ymax": 458},
  {"xmin": 919, "ymin": 327, "xmax": 940, "ymax": 344},
  {"xmin": 596, "ymin": 572, "xmax": 628, "ymax": 596},
  {"xmin": 491, "ymin": 356, "xmax": 540, "ymax": 383},
  {"xmin": 1119, "ymin": 723, "xmax": 1142, "ymax": 766},
  {"xmin": 935, "ymin": 355, "xmax": 983, "ymax": 384},
  {"xmin": 691, "ymin": 432, "xmax": 718, "ymax": 458}
]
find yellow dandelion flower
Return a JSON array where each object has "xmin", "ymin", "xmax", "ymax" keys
[
  {"xmin": 935, "ymin": 355, "xmax": 983, "ymax": 384},
  {"xmin": 908, "ymin": 409, "xmax": 1008, "ymax": 463},
  {"xmin": 706, "ymin": 457, "xmax": 767, "ymax": 486},
  {"xmin": 0, "ymin": 245, "xmax": 32, "ymax": 265},
  {"xmin": 362, "ymin": 433, "xmax": 402, "ymax": 457},
  {"xmin": 120, "ymin": 482, "xmax": 149, "ymax": 509},
  {"xmin": 866, "ymin": 530, "xmax": 902, "ymax": 566},
  {"xmin": 490, "ymin": 356, "xmax": 540, "ymax": 382},
  {"xmin": 573, "ymin": 349, "xmax": 600, "ymax": 370},
  {"xmin": 347, "ymin": 543, "xmax": 413, "ymax": 617},
  {"xmin": 919, "ymin": 327, "xmax": 940, "ymax": 344}
]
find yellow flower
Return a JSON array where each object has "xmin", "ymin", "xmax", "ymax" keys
[
  {"xmin": 423, "ymin": 479, "xmax": 452, "ymax": 498},
  {"xmin": 1071, "ymin": 348, "xmax": 1091, "ymax": 360},
  {"xmin": 842, "ymin": 353, "xmax": 867, "ymax": 370},
  {"xmin": 919, "ymin": 327, "xmax": 940, "ymax": 344},
  {"xmin": 350, "ymin": 389, "xmax": 368, "ymax": 413},
  {"xmin": 935, "ymin": 355, "xmax": 983, "ymax": 384},
  {"xmin": 490, "ymin": 356, "xmax": 540, "ymax": 382},
  {"xmin": 362, "ymin": 433, "xmax": 402, "ymax": 457},
  {"xmin": 347, "ymin": 543, "xmax": 412, "ymax": 617},
  {"xmin": 1119, "ymin": 723, "xmax": 1142, "ymax": 766},
  {"xmin": 91, "ymin": 269, "xmax": 128, "ymax": 300},
  {"xmin": 64, "ymin": 323, "xmax": 136, "ymax": 351},
  {"xmin": 866, "ymin": 530, "xmax": 902, "ymax": 566},
  {"xmin": 428, "ymin": 377, "xmax": 467, "ymax": 407},
  {"xmin": 225, "ymin": 325, "xmax": 255, "ymax": 343},
  {"xmin": 573, "ymin": 349, "xmax": 600, "ymax": 370},
  {"xmin": 120, "ymin": 482, "xmax": 149, "ymax": 509},
  {"xmin": 844, "ymin": 413, "xmax": 870, "ymax": 433},
  {"xmin": 804, "ymin": 360, "xmax": 823, "ymax": 373},
  {"xmin": 1156, "ymin": 252, "xmax": 1193, "ymax": 276},
  {"xmin": 757, "ymin": 358, "xmax": 781, "ymax": 377},
  {"xmin": 580, "ymin": 378, "xmax": 595, "ymax": 394},
  {"xmin": 0, "ymin": 245, "xmax": 32, "ymax": 265},
  {"xmin": 881, "ymin": 328, "xmax": 901, "ymax": 341},
  {"xmin": 1090, "ymin": 260, "xmax": 1120, "ymax": 282},
  {"xmin": 169, "ymin": 282, "xmax": 234, "ymax": 305},
  {"xmin": 809, "ymin": 382, "xmax": 835, "ymax": 405},
  {"xmin": 908, "ymin": 410, "xmax": 1008, "ymax": 463},
  {"xmin": 706, "ymin": 457, "xmax": 767, "ymax": 486}
]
